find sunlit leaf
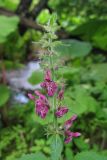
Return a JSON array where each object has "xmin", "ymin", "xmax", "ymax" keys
[{"xmin": 0, "ymin": 16, "xmax": 19, "ymax": 43}]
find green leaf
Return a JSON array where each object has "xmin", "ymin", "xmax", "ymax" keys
[
  {"xmin": 0, "ymin": 15, "xmax": 19, "ymax": 43},
  {"xmin": 28, "ymin": 70, "xmax": 43, "ymax": 85},
  {"xmin": 89, "ymin": 63, "xmax": 107, "ymax": 82},
  {"xmin": 71, "ymin": 20, "xmax": 107, "ymax": 50},
  {"xmin": 95, "ymin": 119, "xmax": 107, "ymax": 129},
  {"xmin": 64, "ymin": 86, "xmax": 98, "ymax": 115},
  {"xmin": 51, "ymin": 135, "xmax": 63, "ymax": 160},
  {"xmin": 93, "ymin": 26, "xmax": 107, "ymax": 50},
  {"xmin": 57, "ymin": 66, "xmax": 80, "ymax": 79},
  {"xmin": 0, "ymin": 0, "xmax": 4, "ymax": 7},
  {"xmin": 0, "ymin": 85, "xmax": 10, "ymax": 107},
  {"xmin": 17, "ymin": 152, "xmax": 48, "ymax": 160},
  {"xmin": 74, "ymin": 151, "xmax": 107, "ymax": 160},
  {"xmin": 53, "ymin": 39, "xmax": 92, "ymax": 58},
  {"xmin": 65, "ymin": 148, "xmax": 74, "ymax": 160},
  {"xmin": 57, "ymin": 85, "xmax": 98, "ymax": 123},
  {"xmin": 71, "ymin": 20, "xmax": 107, "ymax": 39},
  {"xmin": 37, "ymin": 9, "xmax": 51, "ymax": 24},
  {"xmin": 74, "ymin": 137, "xmax": 89, "ymax": 151},
  {"xmin": 0, "ymin": 0, "xmax": 19, "ymax": 11}
]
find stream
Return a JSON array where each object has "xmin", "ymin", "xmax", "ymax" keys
[{"xmin": 5, "ymin": 61, "xmax": 41, "ymax": 104}]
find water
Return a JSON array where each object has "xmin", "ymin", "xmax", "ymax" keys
[
  {"xmin": 5, "ymin": 61, "xmax": 41, "ymax": 104},
  {"xmin": 6, "ymin": 61, "xmax": 41, "ymax": 90}
]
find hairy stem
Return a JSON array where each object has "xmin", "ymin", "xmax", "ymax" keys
[{"xmin": 49, "ymin": 53, "xmax": 58, "ymax": 131}]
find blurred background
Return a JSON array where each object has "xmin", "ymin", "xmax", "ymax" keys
[{"xmin": 0, "ymin": 0, "xmax": 107, "ymax": 160}]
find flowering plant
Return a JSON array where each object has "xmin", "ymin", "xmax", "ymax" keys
[{"xmin": 28, "ymin": 14, "xmax": 81, "ymax": 160}]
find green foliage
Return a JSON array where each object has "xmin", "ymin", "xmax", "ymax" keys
[
  {"xmin": 93, "ymin": 27, "xmax": 107, "ymax": 50},
  {"xmin": 54, "ymin": 39, "xmax": 92, "ymax": 58},
  {"xmin": 65, "ymin": 148, "xmax": 74, "ymax": 160},
  {"xmin": 1, "ymin": 1, "xmax": 107, "ymax": 160},
  {"xmin": 71, "ymin": 20, "xmax": 107, "ymax": 50},
  {"xmin": 71, "ymin": 20, "xmax": 107, "ymax": 39},
  {"xmin": 74, "ymin": 137, "xmax": 90, "ymax": 151},
  {"xmin": 37, "ymin": 9, "xmax": 51, "ymax": 24},
  {"xmin": 64, "ymin": 86, "xmax": 98, "ymax": 115},
  {"xmin": 0, "ymin": 60, "xmax": 24, "ymax": 70},
  {"xmin": 0, "ymin": 125, "xmax": 27, "ymax": 160},
  {"xmin": 0, "ymin": 15, "xmax": 19, "ymax": 43},
  {"xmin": 28, "ymin": 70, "xmax": 43, "ymax": 85},
  {"xmin": 30, "ymin": 139, "xmax": 51, "ymax": 154},
  {"xmin": 1, "ymin": 53, "xmax": 107, "ymax": 160},
  {"xmin": 17, "ymin": 152, "xmax": 48, "ymax": 160},
  {"xmin": 90, "ymin": 63, "xmax": 107, "ymax": 82},
  {"xmin": 51, "ymin": 135, "xmax": 63, "ymax": 160},
  {"xmin": 0, "ymin": 0, "xmax": 19, "ymax": 11},
  {"xmin": 57, "ymin": 66, "xmax": 80, "ymax": 79},
  {"xmin": 0, "ymin": 85, "xmax": 10, "ymax": 107},
  {"xmin": 74, "ymin": 151, "xmax": 107, "ymax": 160}
]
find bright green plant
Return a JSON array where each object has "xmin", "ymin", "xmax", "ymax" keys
[
  {"xmin": 21, "ymin": 14, "xmax": 81, "ymax": 160},
  {"xmin": 15, "ymin": 13, "xmax": 107, "ymax": 160}
]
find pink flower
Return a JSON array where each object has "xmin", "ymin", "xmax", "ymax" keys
[
  {"xmin": 45, "ymin": 70, "xmax": 51, "ymax": 81},
  {"xmin": 64, "ymin": 115, "xmax": 77, "ymax": 130},
  {"xmin": 64, "ymin": 130, "xmax": 81, "ymax": 144},
  {"xmin": 57, "ymin": 89, "xmax": 64, "ymax": 100},
  {"xmin": 34, "ymin": 91, "xmax": 46, "ymax": 100},
  {"xmin": 34, "ymin": 91, "xmax": 50, "ymax": 119},
  {"xmin": 72, "ymin": 132, "xmax": 81, "ymax": 137},
  {"xmin": 41, "ymin": 70, "xmax": 57, "ymax": 96},
  {"xmin": 28, "ymin": 93, "xmax": 35, "ymax": 100},
  {"xmin": 28, "ymin": 90, "xmax": 50, "ymax": 119},
  {"xmin": 55, "ymin": 107, "xmax": 68, "ymax": 118},
  {"xmin": 41, "ymin": 81, "xmax": 57, "ymax": 96},
  {"xmin": 64, "ymin": 115, "xmax": 81, "ymax": 143},
  {"xmin": 64, "ymin": 136, "xmax": 72, "ymax": 144},
  {"xmin": 35, "ymin": 102, "xmax": 49, "ymax": 119}
]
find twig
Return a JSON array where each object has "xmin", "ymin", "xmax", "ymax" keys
[{"xmin": 0, "ymin": 7, "xmax": 45, "ymax": 32}]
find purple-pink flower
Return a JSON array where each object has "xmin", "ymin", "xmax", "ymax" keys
[
  {"xmin": 35, "ymin": 102, "xmax": 49, "ymax": 119},
  {"xmin": 28, "ymin": 93, "xmax": 35, "ymax": 100},
  {"xmin": 57, "ymin": 88, "xmax": 64, "ymax": 100},
  {"xmin": 34, "ymin": 91, "xmax": 46, "ymax": 100},
  {"xmin": 44, "ymin": 70, "xmax": 51, "ymax": 81},
  {"xmin": 41, "ymin": 70, "xmax": 57, "ymax": 96},
  {"xmin": 64, "ymin": 115, "xmax": 81, "ymax": 143},
  {"xmin": 64, "ymin": 130, "xmax": 81, "ymax": 144},
  {"xmin": 35, "ymin": 91, "xmax": 50, "ymax": 119},
  {"xmin": 28, "ymin": 68, "xmax": 81, "ymax": 143},
  {"xmin": 64, "ymin": 115, "xmax": 77, "ymax": 130},
  {"xmin": 55, "ymin": 106, "xmax": 68, "ymax": 118},
  {"xmin": 28, "ymin": 91, "xmax": 50, "ymax": 119}
]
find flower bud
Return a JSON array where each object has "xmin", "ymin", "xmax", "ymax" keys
[
  {"xmin": 55, "ymin": 107, "xmax": 68, "ymax": 118},
  {"xmin": 28, "ymin": 93, "xmax": 35, "ymax": 100}
]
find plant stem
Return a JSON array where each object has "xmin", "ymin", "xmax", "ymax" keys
[
  {"xmin": 49, "ymin": 53, "xmax": 58, "ymax": 130},
  {"xmin": 49, "ymin": 54, "xmax": 55, "ymax": 80}
]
